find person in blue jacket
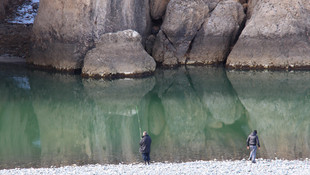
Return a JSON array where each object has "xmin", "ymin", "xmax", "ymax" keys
[
  {"xmin": 139, "ymin": 131, "xmax": 152, "ymax": 165},
  {"xmin": 247, "ymin": 130, "xmax": 260, "ymax": 163}
]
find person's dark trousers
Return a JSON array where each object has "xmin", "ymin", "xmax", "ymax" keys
[{"xmin": 142, "ymin": 152, "xmax": 150, "ymax": 165}]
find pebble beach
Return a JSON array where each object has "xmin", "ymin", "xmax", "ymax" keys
[{"xmin": 0, "ymin": 159, "xmax": 309, "ymax": 175}]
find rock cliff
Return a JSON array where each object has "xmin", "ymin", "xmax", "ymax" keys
[
  {"xmin": 25, "ymin": 0, "xmax": 310, "ymax": 73},
  {"xmin": 227, "ymin": 0, "xmax": 310, "ymax": 69},
  {"xmin": 28, "ymin": 0, "xmax": 151, "ymax": 71},
  {"xmin": 152, "ymin": 0, "xmax": 246, "ymax": 66},
  {"xmin": 150, "ymin": 0, "xmax": 170, "ymax": 20},
  {"xmin": 188, "ymin": 0, "xmax": 245, "ymax": 65},
  {"xmin": 152, "ymin": 0, "xmax": 207, "ymax": 66}
]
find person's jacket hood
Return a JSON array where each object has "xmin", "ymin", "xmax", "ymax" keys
[{"xmin": 247, "ymin": 131, "xmax": 260, "ymax": 147}]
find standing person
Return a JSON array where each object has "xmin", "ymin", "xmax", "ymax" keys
[
  {"xmin": 139, "ymin": 131, "xmax": 152, "ymax": 165},
  {"xmin": 247, "ymin": 130, "xmax": 260, "ymax": 163}
]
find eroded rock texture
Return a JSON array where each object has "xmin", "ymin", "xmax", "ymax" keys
[
  {"xmin": 28, "ymin": 0, "xmax": 151, "ymax": 70},
  {"xmin": 152, "ymin": 0, "xmax": 207, "ymax": 66},
  {"xmin": 152, "ymin": 0, "xmax": 246, "ymax": 66},
  {"xmin": 150, "ymin": 0, "xmax": 170, "ymax": 20},
  {"xmin": 27, "ymin": 0, "xmax": 310, "ymax": 71},
  {"xmin": 82, "ymin": 30, "xmax": 156, "ymax": 78},
  {"xmin": 227, "ymin": 0, "xmax": 310, "ymax": 69},
  {"xmin": 188, "ymin": 0, "xmax": 245, "ymax": 64}
]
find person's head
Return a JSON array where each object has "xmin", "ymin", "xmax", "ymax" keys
[
  {"xmin": 143, "ymin": 131, "xmax": 148, "ymax": 136},
  {"xmin": 254, "ymin": 130, "xmax": 257, "ymax": 134}
]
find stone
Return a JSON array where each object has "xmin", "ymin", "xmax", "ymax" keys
[
  {"xmin": 145, "ymin": 34, "xmax": 156, "ymax": 55},
  {"xmin": 28, "ymin": 0, "xmax": 151, "ymax": 70},
  {"xmin": 206, "ymin": 0, "xmax": 221, "ymax": 11},
  {"xmin": 246, "ymin": 0, "xmax": 258, "ymax": 20},
  {"xmin": 188, "ymin": 0, "xmax": 245, "ymax": 65},
  {"xmin": 152, "ymin": 0, "xmax": 207, "ymax": 66},
  {"xmin": 226, "ymin": 0, "xmax": 310, "ymax": 69},
  {"xmin": 152, "ymin": 30, "xmax": 178, "ymax": 65},
  {"xmin": 150, "ymin": 0, "xmax": 170, "ymax": 20},
  {"xmin": 82, "ymin": 30, "xmax": 156, "ymax": 78}
]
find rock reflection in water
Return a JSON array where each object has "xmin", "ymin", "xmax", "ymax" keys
[
  {"xmin": 28, "ymin": 71, "xmax": 155, "ymax": 166},
  {"xmin": 0, "ymin": 65, "xmax": 310, "ymax": 169},
  {"xmin": 144, "ymin": 67, "xmax": 247, "ymax": 161},
  {"xmin": 227, "ymin": 71, "xmax": 310, "ymax": 159}
]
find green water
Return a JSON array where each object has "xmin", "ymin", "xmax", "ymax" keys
[{"xmin": 0, "ymin": 64, "xmax": 309, "ymax": 169}]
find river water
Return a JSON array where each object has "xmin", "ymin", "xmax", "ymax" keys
[{"xmin": 0, "ymin": 63, "xmax": 309, "ymax": 169}]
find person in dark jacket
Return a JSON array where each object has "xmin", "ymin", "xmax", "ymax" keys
[
  {"xmin": 139, "ymin": 131, "xmax": 152, "ymax": 165},
  {"xmin": 247, "ymin": 130, "xmax": 260, "ymax": 163}
]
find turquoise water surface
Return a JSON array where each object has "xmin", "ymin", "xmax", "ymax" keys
[{"xmin": 0, "ymin": 63, "xmax": 309, "ymax": 169}]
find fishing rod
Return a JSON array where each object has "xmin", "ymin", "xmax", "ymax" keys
[{"xmin": 136, "ymin": 106, "xmax": 142, "ymax": 138}]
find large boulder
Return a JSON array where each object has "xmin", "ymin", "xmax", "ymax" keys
[
  {"xmin": 82, "ymin": 30, "xmax": 156, "ymax": 78},
  {"xmin": 227, "ymin": 0, "xmax": 310, "ymax": 69},
  {"xmin": 150, "ymin": 0, "xmax": 170, "ymax": 20},
  {"xmin": 205, "ymin": 0, "xmax": 221, "ymax": 11},
  {"xmin": 152, "ymin": 0, "xmax": 207, "ymax": 66},
  {"xmin": 152, "ymin": 0, "xmax": 247, "ymax": 66},
  {"xmin": 28, "ymin": 0, "xmax": 151, "ymax": 70},
  {"xmin": 188, "ymin": 0, "xmax": 245, "ymax": 64}
]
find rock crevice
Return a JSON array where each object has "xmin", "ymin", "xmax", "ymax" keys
[
  {"xmin": 152, "ymin": 0, "xmax": 246, "ymax": 67},
  {"xmin": 21, "ymin": 0, "xmax": 310, "ymax": 74}
]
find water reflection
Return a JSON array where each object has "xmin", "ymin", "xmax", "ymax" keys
[
  {"xmin": 227, "ymin": 71, "xmax": 310, "ymax": 159},
  {"xmin": 146, "ymin": 67, "xmax": 248, "ymax": 161},
  {"xmin": 0, "ymin": 64, "xmax": 309, "ymax": 169}
]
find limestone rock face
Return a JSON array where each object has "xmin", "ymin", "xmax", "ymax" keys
[
  {"xmin": 206, "ymin": 0, "xmax": 221, "ymax": 11},
  {"xmin": 152, "ymin": 0, "xmax": 247, "ymax": 66},
  {"xmin": 246, "ymin": 0, "xmax": 258, "ymax": 20},
  {"xmin": 150, "ymin": 0, "xmax": 170, "ymax": 20},
  {"xmin": 227, "ymin": 0, "xmax": 310, "ymax": 69},
  {"xmin": 82, "ymin": 30, "xmax": 156, "ymax": 78},
  {"xmin": 28, "ymin": 0, "xmax": 151, "ymax": 70},
  {"xmin": 188, "ymin": 0, "xmax": 245, "ymax": 64},
  {"xmin": 152, "ymin": 0, "xmax": 207, "ymax": 66}
]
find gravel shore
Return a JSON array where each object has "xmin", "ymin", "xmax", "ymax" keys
[{"xmin": 0, "ymin": 159, "xmax": 309, "ymax": 175}]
